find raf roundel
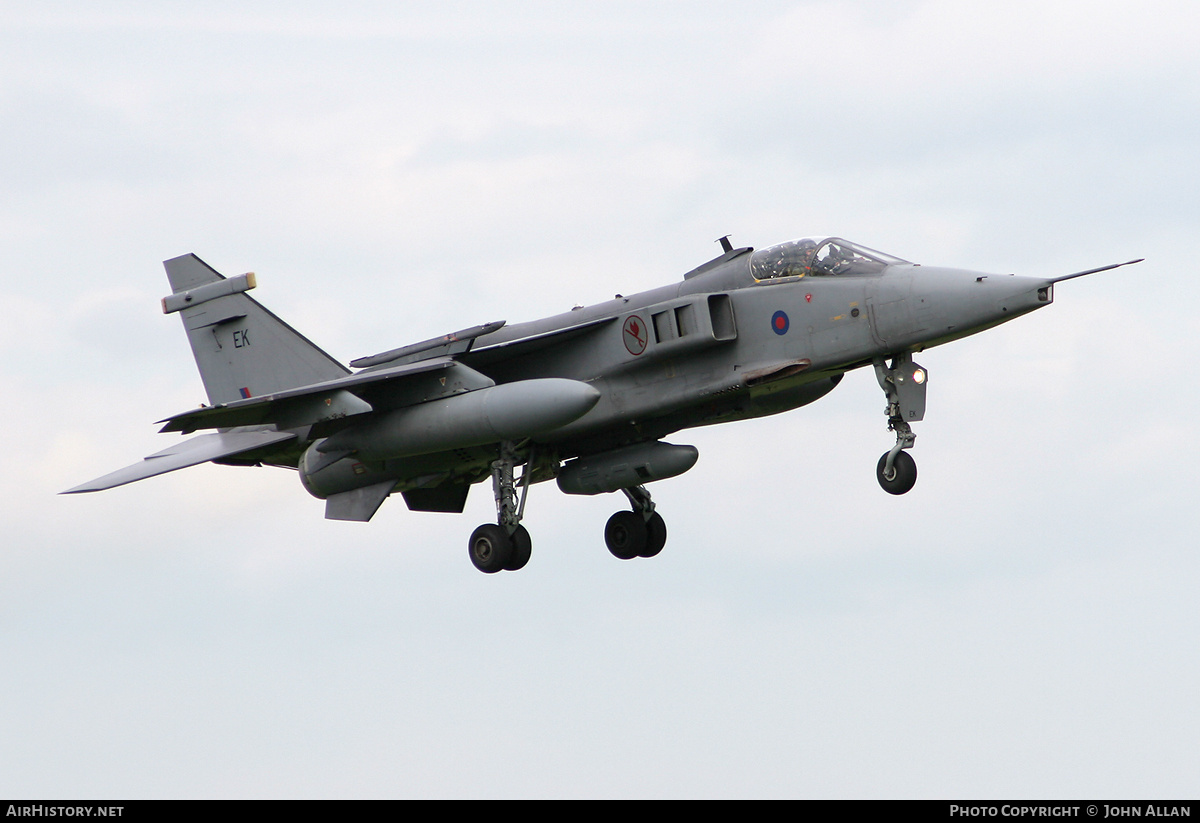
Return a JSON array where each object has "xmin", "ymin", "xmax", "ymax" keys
[{"xmin": 771, "ymin": 310, "xmax": 790, "ymax": 335}]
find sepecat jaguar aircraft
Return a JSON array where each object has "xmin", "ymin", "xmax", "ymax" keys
[{"xmin": 65, "ymin": 236, "xmax": 1140, "ymax": 573}]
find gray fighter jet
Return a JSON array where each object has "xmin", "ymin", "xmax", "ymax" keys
[{"xmin": 65, "ymin": 237, "xmax": 1141, "ymax": 573}]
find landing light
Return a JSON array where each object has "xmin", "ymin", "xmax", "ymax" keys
[{"xmin": 913, "ymin": 368, "xmax": 926, "ymax": 384}]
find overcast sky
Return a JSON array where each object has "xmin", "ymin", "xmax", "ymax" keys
[{"xmin": 2, "ymin": 0, "xmax": 1198, "ymax": 798}]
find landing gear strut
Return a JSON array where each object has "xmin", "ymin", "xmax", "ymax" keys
[
  {"xmin": 873, "ymin": 354, "xmax": 926, "ymax": 496},
  {"xmin": 605, "ymin": 485, "xmax": 667, "ymax": 560},
  {"xmin": 468, "ymin": 442, "xmax": 533, "ymax": 573}
]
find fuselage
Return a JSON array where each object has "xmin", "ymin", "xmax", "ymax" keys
[
  {"xmin": 298, "ymin": 237, "xmax": 1057, "ymax": 502},
  {"xmin": 452, "ymin": 238, "xmax": 1053, "ymax": 460}
]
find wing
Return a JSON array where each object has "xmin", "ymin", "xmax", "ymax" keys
[
  {"xmin": 61, "ymin": 430, "xmax": 297, "ymax": 493},
  {"xmin": 462, "ymin": 316, "xmax": 616, "ymax": 368}
]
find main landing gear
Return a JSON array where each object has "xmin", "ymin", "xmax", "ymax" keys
[
  {"xmin": 873, "ymin": 354, "xmax": 927, "ymax": 496},
  {"xmin": 467, "ymin": 444, "xmax": 672, "ymax": 573},
  {"xmin": 468, "ymin": 442, "xmax": 533, "ymax": 574},
  {"xmin": 604, "ymin": 485, "xmax": 667, "ymax": 560}
]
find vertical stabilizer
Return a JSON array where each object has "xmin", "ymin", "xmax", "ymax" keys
[{"xmin": 163, "ymin": 254, "xmax": 349, "ymax": 406}]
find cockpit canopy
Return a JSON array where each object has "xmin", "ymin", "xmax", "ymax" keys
[{"xmin": 750, "ymin": 237, "xmax": 909, "ymax": 281}]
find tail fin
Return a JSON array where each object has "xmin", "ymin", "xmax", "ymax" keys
[{"xmin": 162, "ymin": 254, "xmax": 349, "ymax": 406}]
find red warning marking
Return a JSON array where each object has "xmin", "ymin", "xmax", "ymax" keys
[
  {"xmin": 623, "ymin": 315, "xmax": 648, "ymax": 355},
  {"xmin": 805, "ymin": 293, "xmax": 812, "ymax": 303}
]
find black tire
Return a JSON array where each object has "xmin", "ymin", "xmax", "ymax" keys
[
  {"xmin": 504, "ymin": 525, "xmax": 532, "ymax": 571},
  {"xmin": 640, "ymin": 512, "xmax": 667, "ymax": 558},
  {"xmin": 605, "ymin": 510, "xmax": 647, "ymax": 560},
  {"xmin": 876, "ymin": 450, "xmax": 918, "ymax": 495},
  {"xmin": 468, "ymin": 523, "xmax": 513, "ymax": 573}
]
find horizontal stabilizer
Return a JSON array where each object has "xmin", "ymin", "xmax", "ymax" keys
[
  {"xmin": 158, "ymin": 357, "xmax": 495, "ymax": 433},
  {"xmin": 62, "ymin": 430, "xmax": 296, "ymax": 493}
]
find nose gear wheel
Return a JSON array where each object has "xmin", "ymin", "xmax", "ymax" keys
[{"xmin": 876, "ymin": 450, "xmax": 917, "ymax": 495}]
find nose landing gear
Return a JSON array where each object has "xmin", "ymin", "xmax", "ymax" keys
[{"xmin": 874, "ymin": 354, "xmax": 926, "ymax": 495}]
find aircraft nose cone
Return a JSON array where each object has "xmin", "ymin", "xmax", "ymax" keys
[
  {"xmin": 988, "ymin": 274, "xmax": 1054, "ymax": 318},
  {"xmin": 901, "ymin": 267, "xmax": 1058, "ymax": 347}
]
